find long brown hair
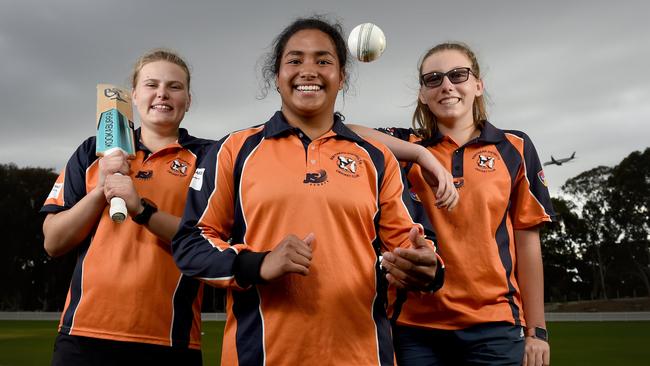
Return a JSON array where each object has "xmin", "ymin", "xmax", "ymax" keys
[{"xmin": 412, "ymin": 42, "xmax": 488, "ymax": 139}]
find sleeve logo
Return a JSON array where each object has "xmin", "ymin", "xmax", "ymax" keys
[
  {"xmin": 190, "ymin": 168, "xmax": 205, "ymax": 191},
  {"xmin": 537, "ymin": 170, "xmax": 548, "ymax": 187},
  {"xmin": 47, "ymin": 183, "xmax": 63, "ymax": 200}
]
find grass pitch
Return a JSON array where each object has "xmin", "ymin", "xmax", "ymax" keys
[{"xmin": 0, "ymin": 320, "xmax": 648, "ymax": 365}]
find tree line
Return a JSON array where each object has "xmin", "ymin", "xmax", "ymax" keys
[{"xmin": 1, "ymin": 148, "xmax": 648, "ymax": 311}]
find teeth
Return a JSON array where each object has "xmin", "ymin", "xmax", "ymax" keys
[
  {"xmin": 296, "ymin": 85, "xmax": 321, "ymax": 91},
  {"xmin": 440, "ymin": 98, "xmax": 460, "ymax": 105},
  {"xmin": 151, "ymin": 105, "xmax": 172, "ymax": 110}
]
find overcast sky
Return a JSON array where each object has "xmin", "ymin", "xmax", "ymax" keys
[{"xmin": 1, "ymin": 0, "xmax": 648, "ymax": 194}]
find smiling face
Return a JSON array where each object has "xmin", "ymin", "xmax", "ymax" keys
[
  {"xmin": 132, "ymin": 60, "xmax": 191, "ymax": 131},
  {"xmin": 418, "ymin": 50, "xmax": 483, "ymax": 129},
  {"xmin": 276, "ymin": 29, "xmax": 344, "ymax": 123}
]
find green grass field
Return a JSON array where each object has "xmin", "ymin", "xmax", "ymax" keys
[{"xmin": 1, "ymin": 321, "xmax": 648, "ymax": 365}]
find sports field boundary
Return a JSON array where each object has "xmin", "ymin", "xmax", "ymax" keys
[
  {"xmin": 0, "ymin": 312, "xmax": 226, "ymax": 321},
  {"xmin": 2, "ymin": 312, "xmax": 649, "ymax": 321}
]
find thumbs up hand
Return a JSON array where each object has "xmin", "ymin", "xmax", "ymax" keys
[{"xmin": 259, "ymin": 233, "xmax": 314, "ymax": 282}]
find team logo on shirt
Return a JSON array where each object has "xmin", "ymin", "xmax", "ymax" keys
[
  {"xmin": 537, "ymin": 170, "xmax": 548, "ymax": 187},
  {"xmin": 167, "ymin": 158, "xmax": 191, "ymax": 177},
  {"xmin": 473, "ymin": 150, "xmax": 499, "ymax": 172},
  {"xmin": 330, "ymin": 152, "xmax": 362, "ymax": 178},
  {"xmin": 303, "ymin": 170, "xmax": 328, "ymax": 185},
  {"xmin": 135, "ymin": 170, "xmax": 153, "ymax": 180}
]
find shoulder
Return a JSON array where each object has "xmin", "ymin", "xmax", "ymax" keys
[
  {"xmin": 376, "ymin": 126, "xmax": 419, "ymax": 142},
  {"xmin": 502, "ymin": 129, "xmax": 538, "ymax": 155},
  {"xmin": 68, "ymin": 136, "xmax": 99, "ymax": 169}
]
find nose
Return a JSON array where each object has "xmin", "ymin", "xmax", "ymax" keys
[
  {"xmin": 156, "ymin": 86, "xmax": 169, "ymax": 99},
  {"xmin": 440, "ymin": 75, "xmax": 455, "ymax": 91},
  {"xmin": 299, "ymin": 62, "xmax": 318, "ymax": 79}
]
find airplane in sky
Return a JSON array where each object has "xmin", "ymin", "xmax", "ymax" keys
[{"xmin": 543, "ymin": 152, "xmax": 576, "ymax": 166}]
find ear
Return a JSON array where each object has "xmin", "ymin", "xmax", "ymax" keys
[
  {"xmin": 418, "ymin": 87, "xmax": 427, "ymax": 105},
  {"xmin": 338, "ymin": 70, "xmax": 345, "ymax": 90},
  {"xmin": 475, "ymin": 78, "xmax": 484, "ymax": 97},
  {"xmin": 186, "ymin": 93, "xmax": 192, "ymax": 112},
  {"xmin": 131, "ymin": 88, "xmax": 137, "ymax": 102}
]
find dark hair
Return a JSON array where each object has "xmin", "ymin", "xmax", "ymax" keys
[
  {"xmin": 131, "ymin": 48, "xmax": 191, "ymax": 91},
  {"xmin": 412, "ymin": 42, "xmax": 488, "ymax": 139},
  {"xmin": 259, "ymin": 15, "xmax": 350, "ymax": 98}
]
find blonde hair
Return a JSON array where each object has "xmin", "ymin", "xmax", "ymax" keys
[
  {"xmin": 412, "ymin": 42, "xmax": 488, "ymax": 139},
  {"xmin": 130, "ymin": 48, "xmax": 191, "ymax": 90}
]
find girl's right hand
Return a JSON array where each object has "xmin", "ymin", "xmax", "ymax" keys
[
  {"xmin": 415, "ymin": 146, "xmax": 459, "ymax": 211},
  {"xmin": 97, "ymin": 150, "xmax": 130, "ymax": 189}
]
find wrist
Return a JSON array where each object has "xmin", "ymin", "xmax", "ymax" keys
[
  {"xmin": 132, "ymin": 198, "xmax": 157, "ymax": 225},
  {"xmin": 525, "ymin": 326, "xmax": 548, "ymax": 342},
  {"xmin": 414, "ymin": 145, "xmax": 429, "ymax": 165}
]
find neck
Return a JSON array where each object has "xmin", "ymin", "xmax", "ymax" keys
[
  {"xmin": 437, "ymin": 117, "xmax": 480, "ymax": 146},
  {"xmin": 140, "ymin": 126, "xmax": 179, "ymax": 153},
  {"xmin": 282, "ymin": 110, "xmax": 334, "ymax": 140}
]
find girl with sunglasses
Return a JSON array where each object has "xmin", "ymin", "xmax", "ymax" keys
[
  {"xmin": 350, "ymin": 42, "xmax": 555, "ymax": 366},
  {"xmin": 171, "ymin": 17, "xmax": 455, "ymax": 366}
]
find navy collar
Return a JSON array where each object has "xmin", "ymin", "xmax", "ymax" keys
[
  {"xmin": 135, "ymin": 127, "xmax": 209, "ymax": 152},
  {"xmin": 263, "ymin": 111, "xmax": 364, "ymax": 143},
  {"xmin": 420, "ymin": 120, "xmax": 505, "ymax": 147}
]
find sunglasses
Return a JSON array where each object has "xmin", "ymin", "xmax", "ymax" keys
[{"xmin": 420, "ymin": 67, "xmax": 477, "ymax": 88}]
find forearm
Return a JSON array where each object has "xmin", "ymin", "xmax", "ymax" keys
[
  {"xmin": 138, "ymin": 209, "xmax": 181, "ymax": 244},
  {"xmin": 43, "ymin": 188, "xmax": 107, "ymax": 257},
  {"xmin": 515, "ymin": 227, "xmax": 546, "ymax": 329},
  {"xmin": 347, "ymin": 124, "xmax": 425, "ymax": 163}
]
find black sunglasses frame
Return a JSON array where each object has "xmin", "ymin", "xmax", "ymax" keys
[{"xmin": 419, "ymin": 67, "xmax": 477, "ymax": 88}]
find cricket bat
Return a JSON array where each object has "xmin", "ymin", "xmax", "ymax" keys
[{"xmin": 96, "ymin": 84, "xmax": 136, "ymax": 223}]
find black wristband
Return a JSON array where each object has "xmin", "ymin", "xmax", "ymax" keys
[
  {"xmin": 233, "ymin": 251, "xmax": 270, "ymax": 287},
  {"xmin": 132, "ymin": 198, "xmax": 157, "ymax": 225}
]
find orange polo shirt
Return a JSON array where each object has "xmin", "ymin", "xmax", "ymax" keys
[
  {"xmin": 41, "ymin": 128, "xmax": 213, "ymax": 349},
  {"xmin": 173, "ymin": 111, "xmax": 436, "ymax": 366},
  {"xmin": 382, "ymin": 123, "xmax": 555, "ymax": 330}
]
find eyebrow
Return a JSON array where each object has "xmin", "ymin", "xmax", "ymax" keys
[
  {"xmin": 140, "ymin": 78, "xmax": 186, "ymax": 87},
  {"xmin": 425, "ymin": 66, "xmax": 472, "ymax": 73},
  {"xmin": 284, "ymin": 50, "xmax": 336, "ymax": 58}
]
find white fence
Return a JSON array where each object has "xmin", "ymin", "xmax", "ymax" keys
[
  {"xmin": 1, "ymin": 312, "xmax": 650, "ymax": 322},
  {"xmin": 0, "ymin": 312, "xmax": 226, "ymax": 321},
  {"xmin": 545, "ymin": 312, "xmax": 650, "ymax": 322}
]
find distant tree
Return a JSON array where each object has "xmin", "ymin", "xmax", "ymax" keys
[
  {"xmin": 608, "ymin": 148, "xmax": 650, "ymax": 296},
  {"xmin": 0, "ymin": 164, "xmax": 75, "ymax": 311},
  {"xmin": 561, "ymin": 166, "xmax": 616, "ymax": 299},
  {"xmin": 541, "ymin": 197, "xmax": 585, "ymax": 301}
]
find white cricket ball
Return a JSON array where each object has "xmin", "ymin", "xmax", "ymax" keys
[{"xmin": 348, "ymin": 23, "xmax": 386, "ymax": 62}]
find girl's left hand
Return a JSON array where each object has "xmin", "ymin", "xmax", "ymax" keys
[
  {"xmin": 104, "ymin": 174, "xmax": 141, "ymax": 216},
  {"xmin": 523, "ymin": 336, "xmax": 550, "ymax": 366}
]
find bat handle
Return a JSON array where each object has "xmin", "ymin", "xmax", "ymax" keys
[{"xmin": 109, "ymin": 173, "xmax": 128, "ymax": 223}]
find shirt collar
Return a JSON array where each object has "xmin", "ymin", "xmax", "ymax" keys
[
  {"xmin": 263, "ymin": 111, "xmax": 364, "ymax": 143},
  {"xmin": 135, "ymin": 127, "xmax": 204, "ymax": 152},
  {"xmin": 420, "ymin": 120, "xmax": 505, "ymax": 147}
]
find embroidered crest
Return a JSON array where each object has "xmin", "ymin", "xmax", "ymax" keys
[
  {"xmin": 472, "ymin": 150, "xmax": 499, "ymax": 173},
  {"xmin": 167, "ymin": 158, "xmax": 191, "ymax": 177},
  {"xmin": 330, "ymin": 152, "xmax": 363, "ymax": 178}
]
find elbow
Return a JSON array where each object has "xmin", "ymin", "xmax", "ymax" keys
[
  {"xmin": 43, "ymin": 240, "xmax": 63, "ymax": 258},
  {"xmin": 42, "ymin": 216, "xmax": 67, "ymax": 257},
  {"xmin": 43, "ymin": 233, "xmax": 71, "ymax": 257}
]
